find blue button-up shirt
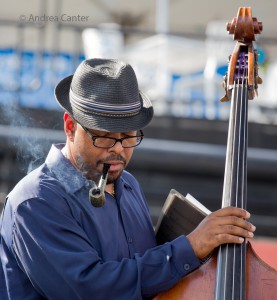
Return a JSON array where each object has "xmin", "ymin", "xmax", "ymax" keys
[{"xmin": 0, "ymin": 144, "xmax": 200, "ymax": 300}]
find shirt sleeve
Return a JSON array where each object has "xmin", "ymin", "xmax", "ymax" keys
[{"xmin": 12, "ymin": 197, "xmax": 200, "ymax": 300}]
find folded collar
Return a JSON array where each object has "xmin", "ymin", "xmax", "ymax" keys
[{"xmin": 45, "ymin": 144, "xmax": 90, "ymax": 194}]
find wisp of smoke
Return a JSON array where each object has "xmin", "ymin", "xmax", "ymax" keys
[{"xmin": 4, "ymin": 103, "xmax": 53, "ymax": 174}]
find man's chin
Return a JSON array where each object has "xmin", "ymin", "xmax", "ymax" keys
[{"xmin": 107, "ymin": 170, "xmax": 123, "ymax": 184}]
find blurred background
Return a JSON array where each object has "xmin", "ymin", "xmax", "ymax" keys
[{"xmin": 0, "ymin": 0, "xmax": 276, "ymax": 266}]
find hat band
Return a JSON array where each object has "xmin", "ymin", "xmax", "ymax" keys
[{"xmin": 69, "ymin": 88, "xmax": 141, "ymax": 116}]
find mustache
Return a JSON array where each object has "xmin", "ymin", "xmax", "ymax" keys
[{"xmin": 97, "ymin": 154, "xmax": 126, "ymax": 166}]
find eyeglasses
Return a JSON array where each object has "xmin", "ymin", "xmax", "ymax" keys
[{"xmin": 81, "ymin": 126, "xmax": 144, "ymax": 149}]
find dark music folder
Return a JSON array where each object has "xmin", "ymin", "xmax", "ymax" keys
[{"xmin": 155, "ymin": 189, "xmax": 211, "ymax": 245}]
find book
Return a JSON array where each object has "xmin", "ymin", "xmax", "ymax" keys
[{"xmin": 155, "ymin": 189, "xmax": 211, "ymax": 245}]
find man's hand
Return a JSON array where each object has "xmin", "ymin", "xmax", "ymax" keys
[{"xmin": 187, "ymin": 206, "xmax": 256, "ymax": 259}]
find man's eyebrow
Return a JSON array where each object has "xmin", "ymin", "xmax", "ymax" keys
[
  {"xmin": 88, "ymin": 131, "xmax": 109, "ymax": 137},
  {"xmin": 90, "ymin": 130, "xmax": 137, "ymax": 136}
]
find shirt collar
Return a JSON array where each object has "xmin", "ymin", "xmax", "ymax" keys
[{"xmin": 45, "ymin": 144, "xmax": 90, "ymax": 194}]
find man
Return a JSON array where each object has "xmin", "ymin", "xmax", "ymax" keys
[{"xmin": 0, "ymin": 58, "xmax": 255, "ymax": 299}]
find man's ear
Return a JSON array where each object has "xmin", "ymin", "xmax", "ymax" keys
[{"xmin": 64, "ymin": 112, "xmax": 76, "ymax": 141}]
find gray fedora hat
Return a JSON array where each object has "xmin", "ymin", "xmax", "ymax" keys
[{"xmin": 55, "ymin": 58, "xmax": 153, "ymax": 132}]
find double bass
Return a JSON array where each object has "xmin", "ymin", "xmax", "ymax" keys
[{"xmin": 155, "ymin": 7, "xmax": 277, "ymax": 300}]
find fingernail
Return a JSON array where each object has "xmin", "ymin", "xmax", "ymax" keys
[
  {"xmin": 245, "ymin": 211, "xmax": 251, "ymax": 218},
  {"xmin": 248, "ymin": 232, "xmax": 254, "ymax": 237},
  {"xmin": 251, "ymin": 224, "xmax": 256, "ymax": 231},
  {"xmin": 239, "ymin": 237, "xmax": 244, "ymax": 243}
]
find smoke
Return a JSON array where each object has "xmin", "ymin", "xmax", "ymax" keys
[
  {"xmin": 17, "ymin": 129, "xmax": 51, "ymax": 174},
  {"xmin": 3, "ymin": 103, "xmax": 59, "ymax": 174}
]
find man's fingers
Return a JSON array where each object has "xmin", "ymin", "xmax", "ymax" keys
[
  {"xmin": 217, "ymin": 224, "xmax": 255, "ymax": 238},
  {"xmin": 188, "ymin": 206, "xmax": 256, "ymax": 259},
  {"xmin": 215, "ymin": 217, "xmax": 256, "ymax": 233},
  {"xmin": 213, "ymin": 206, "xmax": 251, "ymax": 219},
  {"xmin": 215, "ymin": 233, "xmax": 246, "ymax": 245}
]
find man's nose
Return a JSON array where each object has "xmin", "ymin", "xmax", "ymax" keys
[{"xmin": 108, "ymin": 140, "xmax": 124, "ymax": 153}]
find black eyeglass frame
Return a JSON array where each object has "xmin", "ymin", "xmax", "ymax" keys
[{"xmin": 81, "ymin": 126, "xmax": 144, "ymax": 149}]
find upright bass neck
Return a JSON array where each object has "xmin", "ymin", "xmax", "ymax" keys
[
  {"xmin": 215, "ymin": 82, "xmax": 249, "ymax": 300},
  {"xmin": 215, "ymin": 7, "xmax": 263, "ymax": 300}
]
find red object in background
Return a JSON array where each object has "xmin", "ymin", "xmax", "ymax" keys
[{"xmin": 251, "ymin": 238, "xmax": 277, "ymax": 270}]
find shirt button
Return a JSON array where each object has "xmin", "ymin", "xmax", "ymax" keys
[
  {"xmin": 128, "ymin": 237, "xmax": 133, "ymax": 244},
  {"xmin": 184, "ymin": 264, "xmax": 190, "ymax": 271}
]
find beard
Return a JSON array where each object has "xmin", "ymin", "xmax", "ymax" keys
[{"xmin": 75, "ymin": 153, "xmax": 127, "ymax": 184}]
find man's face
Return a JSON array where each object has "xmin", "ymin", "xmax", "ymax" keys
[{"xmin": 65, "ymin": 114, "xmax": 135, "ymax": 183}]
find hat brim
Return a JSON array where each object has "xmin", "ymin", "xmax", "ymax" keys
[{"xmin": 54, "ymin": 75, "xmax": 153, "ymax": 132}]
